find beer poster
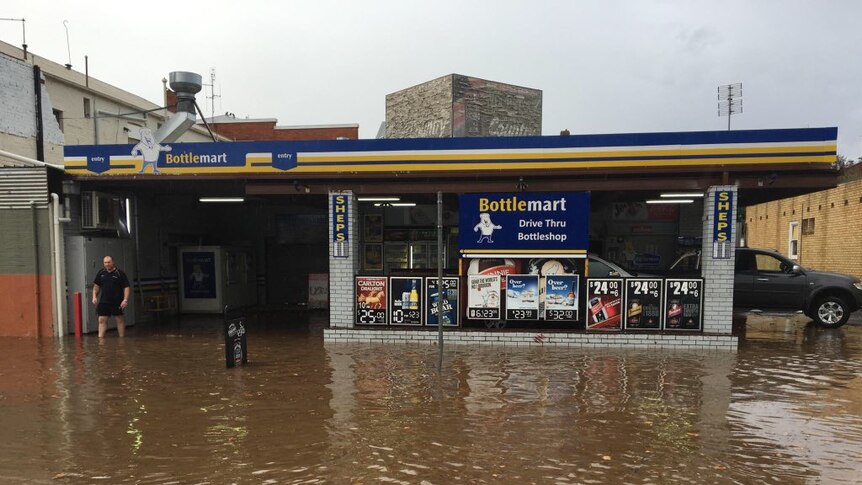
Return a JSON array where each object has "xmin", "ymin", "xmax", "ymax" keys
[
  {"xmin": 467, "ymin": 274, "xmax": 501, "ymax": 320},
  {"xmin": 586, "ymin": 278, "xmax": 623, "ymax": 330},
  {"xmin": 623, "ymin": 278, "xmax": 663, "ymax": 330},
  {"xmin": 505, "ymin": 275, "xmax": 540, "ymax": 320},
  {"xmin": 388, "ymin": 277, "xmax": 424, "ymax": 326},
  {"xmin": 425, "ymin": 277, "xmax": 459, "ymax": 327},
  {"xmin": 543, "ymin": 274, "xmax": 580, "ymax": 322},
  {"xmin": 355, "ymin": 276, "xmax": 388, "ymax": 325},
  {"xmin": 663, "ymin": 278, "xmax": 704, "ymax": 331}
]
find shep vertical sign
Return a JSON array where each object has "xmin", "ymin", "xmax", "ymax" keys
[
  {"xmin": 712, "ymin": 190, "xmax": 733, "ymax": 259},
  {"xmin": 332, "ymin": 193, "xmax": 349, "ymax": 258}
]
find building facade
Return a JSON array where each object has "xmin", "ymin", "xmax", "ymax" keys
[{"xmin": 745, "ymin": 164, "xmax": 862, "ymax": 281}]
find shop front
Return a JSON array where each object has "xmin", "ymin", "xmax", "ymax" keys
[{"xmin": 64, "ymin": 127, "xmax": 839, "ymax": 349}]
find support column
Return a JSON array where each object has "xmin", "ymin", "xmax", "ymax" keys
[
  {"xmin": 700, "ymin": 185, "xmax": 738, "ymax": 335},
  {"xmin": 328, "ymin": 191, "xmax": 359, "ymax": 328}
]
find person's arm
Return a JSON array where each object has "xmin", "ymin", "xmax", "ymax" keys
[
  {"xmin": 120, "ymin": 286, "xmax": 131, "ymax": 309},
  {"xmin": 92, "ymin": 284, "xmax": 100, "ymax": 305}
]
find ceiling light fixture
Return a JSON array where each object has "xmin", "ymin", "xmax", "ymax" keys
[
  {"xmin": 357, "ymin": 197, "xmax": 400, "ymax": 202},
  {"xmin": 199, "ymin": 197, "xmax": 244, "ymax": 203},
  {"xmin": 374, "ymin": 202, "xmax": 416, "ymax": 207},
  {"xmin": 646, "ymin": 199, "xmax": 694, "ymax": 204},
  {"xmin": 660, "ymin": 192, "xmax": 704, "ymax": 198}
]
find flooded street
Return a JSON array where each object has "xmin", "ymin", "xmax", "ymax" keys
[{"xmin": 1, "ymin": 314, "xmax": 861, "ymax": 484}]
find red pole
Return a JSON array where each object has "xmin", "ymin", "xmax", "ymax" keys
[{"xmin": 73, "ymin": 291, "xmax": 83, "ymax": 338}]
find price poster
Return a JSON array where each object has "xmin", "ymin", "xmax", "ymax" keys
[
  {"xmin": 663, "ymin": 278, "xmax": 704, "ymax": 331},
  {"xmin": 355, "ymin": 276, "xmax": 387, "ymax": 325},
  {"xmin": 586, "ymin": 278, "xmax": 623, "ymax": 330},
  {"xmin": 543, "ymin": 275, "xmax": 579, "ymax": 321},
  {"xmin": 425, "ymin": 277, "xmax": 459, "ymax": 327},
  {"xmin": 467, "ymin": 274, "xmax": 501, "ymax": 320},
  {"xmin": 389, "ymin": 277, "xmax": 424, "ymax": 326},
  {"xmin": 623, "ymin": 278, "xmax": 663, "ymax": 330},
  {"xmin": 505, "ymin": 275, "xmax": 540, "ymax": 320}
]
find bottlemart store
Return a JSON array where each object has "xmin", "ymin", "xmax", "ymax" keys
[{"xmin": 64, "ymin": 127, "xmax": 839, "ymax": 350}]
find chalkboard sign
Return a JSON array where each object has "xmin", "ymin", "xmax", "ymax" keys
[
  {"xmin": 623, "ymin": 278, "xmax": 663, "ymax": 330},
  {"xmin": 389, "ymin": 277, "xmax": 423, "ymax": 326},
  {"xmin": 467, "ymin": 274, "xmax": 501, "ymax": 320},
  {"xmin": 663, "ymin": 278, "xmax": 704, "ymax": 331},
  {"xmin": 543, "ymin": 274, "xmax": 580, "ymax": 322},
  {"xmin": 505, "ymin": 275, "xmax": 540, "ymax": 320},
  {"xmin": 426, "ymin": 277, "xmax": 459, "ymax": 327},
  {"xmin": 224, "ymin": 309, "xmax": 247, "ymax": 368},
  {"xmin": 586, "ymin": 278, "xmax": 623, "ymax": 330},
  {"xmin": 355, "ymin": 276, "xmax": 388, "ymax": 325}
]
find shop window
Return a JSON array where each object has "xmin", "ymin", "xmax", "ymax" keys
[
  {"xmin": 788, "ymin": 221, "xmax": 799, "ymax": 260},
  {"xmin": 588, "ymin": 259, "xmax": 615, "ymax": 278},
  {"xmin": 802, "ymin": 218, "xmax": 815, "ymax": 235},
  {"xmin": 53, "ymin": 108, "xmax": 63, "ymax": 132},
  {"xmin": 83, "ymin": 98, "xmax": 91, "ymax": 118}
]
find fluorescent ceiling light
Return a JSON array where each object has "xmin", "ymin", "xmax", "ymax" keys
[
  {"xmin": 357, "ymin": 197, "xmax": 400, "ymax": 202},
  {"xmin": 660, "ymin": 192, "xmax": 704, "ymax": 198},
  {"xmin": 646, "ymin": 199, "xmax": 693, "ymax": 204},
  {"xmin": 199, "ymin": 197, "xmax": 244, "ymax": 203},
  {"xmin": 374, "ymin": 202, "xmax": 416, "ymax": 207}
]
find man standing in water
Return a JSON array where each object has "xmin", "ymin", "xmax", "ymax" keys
[{"xmin": 92, "ymin": 256, "xmax": 131, "ymax": 338}]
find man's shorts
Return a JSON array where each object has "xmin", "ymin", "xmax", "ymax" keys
[{"xmin": 97, "ymin": 302, "xmax": 124, "ymax": 317}]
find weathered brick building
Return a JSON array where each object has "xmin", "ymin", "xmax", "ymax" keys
[
  {"xmin": 745, "ymin": 163, "xmax": 862, "ymax": 280},
  {"xmin": 385, "ymin": 74, "xmax": 542, "ymax": 138},
  {"xmin": 165, "ymin": 91, "xmax": 358, "ymax": 141}
]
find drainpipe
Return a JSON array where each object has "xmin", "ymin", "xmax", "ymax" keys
[
  {"xmin": 31, "ymin": 201, "xmax": 41, "ymax": 336},
  {"xmin": 33, "ymin": 65, "xmax": 45, "ymax": 161},
  {"xmin": 51, "ymin": 193, "xmax": 71, "ymax": 337}
]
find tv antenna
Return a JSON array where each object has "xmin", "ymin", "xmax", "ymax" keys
[
  {"xmin": 62, "ymin": 20, "xmax": 73, "ymax": 69},
  {"xmin": 717, "ymin": 82, "xmax": 742, "ymax": 130},
  {"xmin": 0, "ymin": 17, "xmax": 27, "ymax": 58},
  {"xmin": 203, "ymin": 68, "xmax": 221, "ymax": 121}
]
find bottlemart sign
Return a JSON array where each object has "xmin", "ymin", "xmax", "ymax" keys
[{"xmin": 458, "ymin": 192, "xmax": 590, "ymax": 258}]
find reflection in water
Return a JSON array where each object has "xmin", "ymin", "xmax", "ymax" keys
[{"xmin": 0, "ymin": 315, "xmax": 860, "ymax": 483}]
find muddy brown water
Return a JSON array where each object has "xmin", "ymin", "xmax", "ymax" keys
[{"xmin": 1, "ymin": 313, "xmax": 861, "ymax": 484}]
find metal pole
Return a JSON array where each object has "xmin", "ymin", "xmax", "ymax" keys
[{"xmin": 436, "ymin": 191, "xmax": 444, "ymax": 371}]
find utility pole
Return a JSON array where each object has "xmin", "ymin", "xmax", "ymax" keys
[{"xmin": 718, "ymin": 83, "xmax": 742, "ymax": 130}]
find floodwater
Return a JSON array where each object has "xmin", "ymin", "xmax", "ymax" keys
[{"xmin": 1, "ymin": 313, "xmax": 861, "ymax": 484}]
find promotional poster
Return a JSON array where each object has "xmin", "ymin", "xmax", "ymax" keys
[
  {"xmin": 623, "ymin": 278, "xmax": 663, "ymax": 330},
  {"xmin": 543, "ymin": 274, "xmax": 580, "ymax": 321},
  {"xmin": 663, "ymin": 279, "xmax": 704, "ymax": 331},
  {"xmin": 389, "ymin": 277, "xmax": 424, "ymax": 326},
  {"xmin": 586, "ymin": 278, "xmax": 623, "ymax": 330},
  {"xmin": 355, "ymin": 276, "xmax": 388, "ymax": 325},
  {"xmin": 467, "ymin": 274, "xmax": 501, "ymax": 320},
  {"xmin": 182, "ymin": 251, "xmax": 216, "ymax": 299},
  {"xmin": 505, "ymin": 275, "xmax": 540, "ymax": 320},
  {"xmin": 527, "ymin": 257, "xmax": 583, "ymax": 318},
  {"xmin": 458, "ymin": 192, "xmax": 590, "ymax": 257},
  {"xmin": 426, "ymin": 277, "xmax": 459, "ymax": 327}
]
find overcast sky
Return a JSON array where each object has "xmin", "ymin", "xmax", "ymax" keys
[{"xmin": 3, "ymin": 1, "xmax": 861, "ymax": 156}]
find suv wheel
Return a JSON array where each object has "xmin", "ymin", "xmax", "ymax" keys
[{"xmin": 812, "ymin": 296, "xmax": 850, "ymax": 328}]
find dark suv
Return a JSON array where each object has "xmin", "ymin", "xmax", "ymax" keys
[{"xmin": 734, "ymin": 248, "xmax": 862, "ymax": 328}]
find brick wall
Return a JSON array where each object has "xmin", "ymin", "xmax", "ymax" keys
[
  {"xmin": 385, "ymin": 74, "xmax": 542, "ymax": 139},
  {"xmin": 701, "ymin": 186, "xmax": 738, "ymax": 335},
  {"xmin": 209, "ymin": 122, "xmax": 358, "ymax": 141},
  {"xmin": 324, "ymin": 328, "xmax": 738, "ymax": 351},
  {"xmin": 329, "ymin": 191, "xmax": 359, "ymax": 328},
  {"xmin": 746, "ymin": 180, "xmax": 862, "ymax": 281},
  {"xmin": 385, "ymin": 75, "xmax": 453, "ymax": 138}
]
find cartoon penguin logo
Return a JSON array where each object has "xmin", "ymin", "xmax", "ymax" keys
[
  {"xmin": 473, "ymin": 212, "xmax": 501, "ymax": 243},
  {"xmin": 131, "ymin": 128, "xmax": 171, "ymax": 174}
]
